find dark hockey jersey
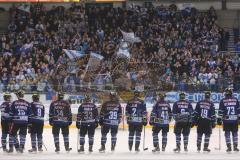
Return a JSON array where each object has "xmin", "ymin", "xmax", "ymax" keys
[
  {"xmin": 77, "ymin": 102, "xmax": 98, "ymax": 126},
  {"xmin": 10, "ymin": 99, "xmax": 31, "ymax": 124},
  {"xmin": 0, "ymin": 101, "xmax": 11, "ymax": 121},
  {"xmin": 49, "ymin": 100, "xmax": 72, "ymax": 126},
  {"xmin": 30, "ymin": 101, "xmax": 45, "ymax": 124},
  {"xmin": 100, "ymin": 101, "xmax": 122, "ymax": 126},
  {"xmin": 150, "ymin": 100, "xmax": 172, "ymax": 126},
  {"xmin": 219, "ymin": 97, "xmax": 240, "ymax": 124},
  {"xmin": 194, "ymin": 100, "xmax": 215, "ymax": 123},
  {"xmin": 172, "ymin": 100, "xmax": 193, "ymax": 123},
  {"xmin": 126, "ymin": 98, "xmax": 147, "ymax": 125}
]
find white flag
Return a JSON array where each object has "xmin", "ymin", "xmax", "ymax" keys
[
  {"xmin": 18, "ymin": 4, "xmax": 30, "ymax": 13},
  {"xmin": 120, "ymin": 30, "xmax": 141, "ymax": 43},
  {"xmin": 86, "ymin": 52, "xmax": 104, "ymax": 71},
  {"xmin": 63, "ymin": 49, "xmax": 85, "ymax": 60},
  {"xmin": 116, "ymin": 41, "xmax": 130, "ymax": 59}
]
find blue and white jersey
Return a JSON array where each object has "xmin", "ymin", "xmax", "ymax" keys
[
  {"xmin": 30, "ymin": 102, "xmax": 45, "ymax": 124},
  {"xmin": 126, "ymin": 98, "xmax": 147, "ymax": 125},
  {"xmin": 77, "ymin": 102, "xmax": 98, "ymax": 126},
  {"xmin": 100, "ymin": 101, "xmax": 122, "ymax": 126},
  {"xmin": 172, "ymin": 100, "xmax": 193, "ymax": 123},
  {"xmin": 10, "ymin": 99, "xmax": 31, "ymax": 125},
  {"xmin": 194, "ymin": 100, "xmax": 215, "ymax": 123},
  {"xmin": 49, "ymin": 100, "xmax": 72, "ymax": 126},
  {"xmin": 0, "ymin": 101, "xmax": 11, "ymax": 122},
  {"xmin": 219, "ymin": 97, "xmax": 240, "ymax": 124},
  {"xmin": 150, "ymin": 100, "xmax": 172, "ymax": 126}
]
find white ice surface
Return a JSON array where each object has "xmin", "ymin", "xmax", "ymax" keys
[{"xmin": 0, "ymin": 127, "xmax": 239, "ymax": 160}]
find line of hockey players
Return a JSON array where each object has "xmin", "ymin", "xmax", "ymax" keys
[{"xmin": 0, "ymin": 88, "xmax": 240, "ymax": 154}]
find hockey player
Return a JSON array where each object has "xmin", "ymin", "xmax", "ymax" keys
[
  {"xmin": 125, "ymin": 91, "xmax": 147, "ymax": 152},
  {"xmin": 49, "ymin": 92, "xmax": 72, "ymax": 153},
  {"xmin": 28, "ymin": 94, "xmax": 45, "ymax": 153},
  {"xmin": 0, "ymin": 93, "xmax": 12, "ymax": 152},
  {"xmin": 8, "ymin": 90, "xmax": 32, "ymax": 153},
  {"xmin": 217, "ymin": 88, "xmax": 240, "ymax": 152},
  {"xmin": 172, "ymin": 92, "xmax": 194, "ymax": 152},
  {"xmin": 99, "ymin": 92, "xmax": 122, "ymax": 152},
  {"xmin": 150, "ymin": 93, "xmax": 172, "ymax": 152},
  {"xmin": 194, "ymin": 91, "xmax": 216, "ymax": 152},
  {"xmin": 76, "ymin": 95, "xmax": 98, "ymax": 153}
]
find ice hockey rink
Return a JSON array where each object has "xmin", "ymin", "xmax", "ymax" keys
[{"xmin": 0, "ymin": 127, "xmax": 239, "ymax": 160}]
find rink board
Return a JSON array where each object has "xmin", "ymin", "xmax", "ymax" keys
[{"xmin": 0, "ymin": 128, "xmax": 239, "ymax": 160}]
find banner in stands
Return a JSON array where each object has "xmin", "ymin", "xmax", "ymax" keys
[
  {"xmin": 1, "ymin": 92, "xmax": 240, "ymax": 105},
  {"xmin": 161, "ymin": 92, "xmax": 240, "ymax": 103}
]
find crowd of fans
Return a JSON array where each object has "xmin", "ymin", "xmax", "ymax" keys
[{"xmin": 0, "ymin": 3, "xmax": 238, "ymax": 94}]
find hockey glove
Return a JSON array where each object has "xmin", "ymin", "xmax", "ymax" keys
[
  {"xmin": 49, "ymin": 119, "xmax": 53, "ymax": 126},
  {"xmin": 76, "ymin": 121, "xmax": 80, "ymax": 129},
  {"xmin": 28, "ymin": 124, "xmax": 32, "ymax": 134},
  {"xmin": 191, "ymin": 123, "xmax": 195, "ymax": 128},
  {"xmin": 142, "ymin": 117, "xmax": 148, "ymax": 126},
  {"xmin": 99, "ymin": 119, "xmax": 103, "ymax": 126},
  {"xmin": 95, "ymin": 121, "xmax": 99, "ymax": 129},
  {"xmin": 212, "ymin": 122, "xmax": 216, "ymax": 129},
  {"xmin": 217, "ymin": 118, "xmax": 222, "ymax": 125}
]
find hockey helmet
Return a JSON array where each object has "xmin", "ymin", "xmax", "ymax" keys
[
  {"xmin": 3, "ymin": 93, "xmax": 11, "ymax": 101},
  {"xmin": 158, "ymin": 92, "xmax": 166, "ymax": 99},
  {"xmin": 179, "ymin": 92, "xmax": 185, "ymax": 100},
  {"xmin": 134, "ymin": 91, "xmax": 140, "ymax": 98},
  {"xmin": 225, "ymin": 88, "xmax": 232, "ymax": 97},
  {"xmin": 204, "ymin": 91, "xmax": 211, "ymax": 99},
  {"xmin": 32, "ymin": 93, "xmax": 40, "ymax": 102},
  {"xmin": 15, "ymin": 90, "xmax": 24, "ymax": 98},
  {"xmin": 57, "ymin": 92, "xmax": 65, "ymax": 100}
]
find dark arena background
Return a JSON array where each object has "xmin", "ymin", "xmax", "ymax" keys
[{"xmin": 0, "ymin": 0, "xmax": 240, "ymax": 160}]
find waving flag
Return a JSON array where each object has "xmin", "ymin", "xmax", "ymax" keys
[
  {"xmin": 63, "ymin": 49, "xmax": 85, "ymax": 60},
  {"xmin": 116, "ymin": 41, "xmax": 130, "ymax": 59},
  {"xmin": 19, "ymin": 42, "xmax": 33, "ymax": 54},
  {"xmin": 86, "ymin": 52, "xmax": 104, "ymax": 71},
  {"xmin": 18, "ymin": 4, "xmax": 30, "ymax": 13},
  {"xmin": 120, "ymin": 30, "xmax": 141, "ymax": 43}
]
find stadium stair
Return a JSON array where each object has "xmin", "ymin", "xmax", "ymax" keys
[{"xmin": 0, "ymin": 11, "xmax": 10, "ymax": 33}]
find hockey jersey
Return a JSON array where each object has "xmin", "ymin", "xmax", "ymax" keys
[
  {"xmin": 219, "ymin": 97, "xmax": 240, "ymax": 124},
  {"xmin": 150, "ymin": 100, "xmax": 172, "ymax": 126},
  {"xmin": 10, "ymin": 99, "xmax": 32, "ymax": 124},
  {"xmin": 77, "ymin": 102, "xmax": 98, "ymax": 126},
  {"xmin": 0, "ymin": 101, "xmax": 11, "ymax": 121},
  {"xmin": 49, "ymin": 100, "xmax": 72, "ymax": 126},
  {"xmin": 30, "ymin": 101, "xmax": 45, "ymax": 124},
  {"xmin": 125, "ymin": 98, "xmax": 147, "ymax": 125},
  {"xmin": 100, "ymin": 101, "xmax": 122, "ymax": 126},
  {"xmin": 172, "ymin": 100, "xmax": 193, "ymax": 123},
  {"xmin": 194, "ymin": 100, "xmax": 215, "ymax": 123}
]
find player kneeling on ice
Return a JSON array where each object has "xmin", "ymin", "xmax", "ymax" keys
[
  {"xmin": 126, "ymin": 91, "xmax": 147, "ymax": 152},
  {"xmin": 76, "ymin": 95, "xmax": 99, "ymax": 153},
  {"xmin": 99, "ymin": 92, "xmax": 122, "ymax": 153},
  {"xmin": 217, "ymin": 88, "xmax": 240, "ymax": 152},
  {"xmin": 150, "ymin": 93, "xmax": 172, "ymax": 152},
  {"xmin": 172, "ymin": 92, "xmax": 194, "ymax": 152},
  {"xmin": 49, "ymin": 92, "xmax": 72, "ymax": 153},
  {"xmin": 193, "ymin": 91, "xmax": 216, "ymax": 152},
  {"xmin": 28, "ymin": 94, "xmax": 45, "ymax": 153},
  {"xmin": 0, "ymin": 93, "xmax": 12, "ymax": 152},
  {"xmin": 8, "ymin": 90, "xmax": 32, "ymax": 153}
]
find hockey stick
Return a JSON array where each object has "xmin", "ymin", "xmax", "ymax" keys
[
  {"xmin": 77, "ymin": 128, "xmax": 80, "ymax": 152},
  {"xmin": 215, "ymin": 126, "xmax": 221, "ymax": 150},
  {"xmin": 43, "ymin": 143, "xmax": 48, "ymax": 151},
  {"xmin": 143, "ymin": 126, "xmax": 148, "ymax": 151}
]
